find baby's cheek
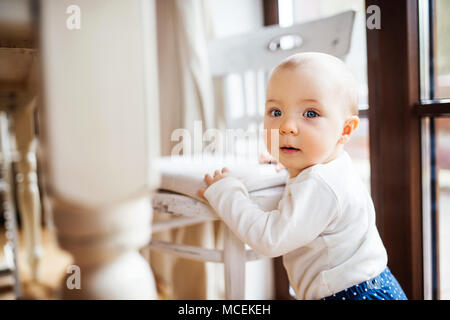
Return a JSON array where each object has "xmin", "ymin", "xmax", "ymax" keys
[{"xmin": 304, "ymin": 133, "xmax": 330, "ymax": 158}]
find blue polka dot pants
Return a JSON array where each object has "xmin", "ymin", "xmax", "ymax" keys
[{"xmin": 322, "ymin": 267, "xmax": 408, "ymax": 300}]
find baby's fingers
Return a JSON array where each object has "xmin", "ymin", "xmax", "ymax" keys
[
  {"xmin": 197, "ymin": 188, "xmax": 206, "ymax": 198},
  {"xmin": 204, "ymin": 173, "xmax": 214, "ymax": 185},
  {"xmin": 222, "ymin": 167, "xmax": 230, "ymax": 174}
]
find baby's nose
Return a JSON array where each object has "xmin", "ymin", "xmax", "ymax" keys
[{"xmin": 279, "ymin": 121, "xmax": 298, "ymax": 135}]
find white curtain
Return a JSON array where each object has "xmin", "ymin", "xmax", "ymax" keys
[
  {"xmin": 156, "ymin": 0, "xmax": 216, "ymax": 157},
  {"xmin": 152, "ymin": 0, "xmax": 225, "ymax": 299}
]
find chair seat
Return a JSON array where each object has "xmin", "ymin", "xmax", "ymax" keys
[
  {"xmin": 151, "ymin": 185, "xmax": 284, "ymax": 234},
  {"xmin": 155, "ymin": 154, "xmax": 288, "ymax": 202},
  {"xmin": 151, "ymin": 155, "xmax": 287, "ymax": 255},
  {"xmin": 153, "ymin": 185, "xmax": 285, "ymax": 218}
]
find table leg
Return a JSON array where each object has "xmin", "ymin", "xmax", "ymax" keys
[{"xmin": 12, "ymin": 103, "xmax": 42, "ymax": 282}]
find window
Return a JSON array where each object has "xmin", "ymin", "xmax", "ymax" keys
[
  {"xmin": 419, "ymin": 0, "xmax": 450, "ymax": 300},
  {"xmin": 436, "ymin": 118, "xmax": 450, "ymax": 299},
  {"xmin": 435, "ymin": 0, "xmax": 450, "ymax": 99}
]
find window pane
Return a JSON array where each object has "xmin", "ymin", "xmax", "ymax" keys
[
  {"xmin": 437, "ymin": 118, "xmax": 450, "ymax": 299},
  {"xmin": 436, "ymin": 0, "xmax": 450, "ymax": 99}
]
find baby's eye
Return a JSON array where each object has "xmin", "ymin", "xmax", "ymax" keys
[
  {"xmin": 269, "ymin": 109, "xmax": 282, "ymax": 117},
  {"xmin": 303, "ymin": 110, "xmax": 319, "ymax": 118}
]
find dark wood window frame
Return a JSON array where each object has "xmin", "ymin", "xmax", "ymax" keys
[
  {"xmin": 366, "ymin": 0, "xmax": 423, "ymax": 300},
  {"xmin": 367, "ymin": 0, "xmax": 450, "ymax": 300},
  {"xmin": 264, "ymin": 0, "xmax": 450, "ymax": 300}
]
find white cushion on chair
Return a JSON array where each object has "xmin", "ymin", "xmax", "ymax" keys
[{"xmin": 155, "ymin": 154, "xmax": 288, "ymax": 205}]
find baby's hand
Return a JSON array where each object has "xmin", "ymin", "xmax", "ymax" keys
[
  {"xmin": 197, "ymin": 167, "xmax": 230, "ymax": 199},
  {"xmin": 259, "ymin": 152, "xmax": 285, "ymax": 172}
]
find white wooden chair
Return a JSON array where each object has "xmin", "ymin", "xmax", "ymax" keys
[{"xmin": 148, "ymin": 10, "xmax": 355, "ymax": 300}]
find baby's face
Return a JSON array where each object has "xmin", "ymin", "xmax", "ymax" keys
[{"xmin": 264, "ymin": 66, "xmax": 350, "ymax": 177}]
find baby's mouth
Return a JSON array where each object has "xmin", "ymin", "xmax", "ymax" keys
[{"xmin": 280, "ymin": 145, "xmax": 300, "ymax": 154}]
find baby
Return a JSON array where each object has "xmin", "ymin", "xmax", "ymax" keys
[{"xmin": 197, "ymin": 52, "xmax": 407, "ymax": 300}]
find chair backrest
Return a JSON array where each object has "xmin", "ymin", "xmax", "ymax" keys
[{"xmin": 207, "ymin": 10, "xmax": 355, "ymax": 158}]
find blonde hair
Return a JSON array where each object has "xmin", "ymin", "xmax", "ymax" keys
[{"xmin": 273, "ymin": 52, "xmax": 359, "ymax": 116}]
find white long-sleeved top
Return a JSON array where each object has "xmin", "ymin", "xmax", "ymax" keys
[{"xmin": 203, "ymin": 151, "xmax": 388, "ymax": 300}]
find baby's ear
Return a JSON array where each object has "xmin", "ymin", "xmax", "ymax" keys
[{"xmin": 339, "ymin": 115, "xmax": 360, "ymax": 144}]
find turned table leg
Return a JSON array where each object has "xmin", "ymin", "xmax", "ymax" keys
[
  {"xmin": 53, "ymin": 196, "xmax": 156, "ymax": 299},
  {"xmin": 38, "ymin": 0, "xmax": 160, "ymax": 299},
  {"xmin": 12, "ymin": 101, "xmax": 43, "ymax": 282}
]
